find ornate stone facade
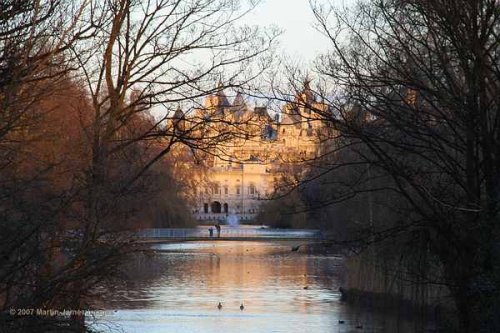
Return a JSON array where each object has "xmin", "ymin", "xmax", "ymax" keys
[{"xmin": 187, "ymin": 82, "xmax": 333, "ymax": 222}]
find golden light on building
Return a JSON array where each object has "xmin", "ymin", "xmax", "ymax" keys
[{"xmin": 173, "ymin": 82, "xmax": 334, "ymax": 222}]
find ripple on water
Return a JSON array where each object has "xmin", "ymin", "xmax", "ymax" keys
[{"xmin": 90, "ymin": 241, "xmax": 423, "ymax": 333}]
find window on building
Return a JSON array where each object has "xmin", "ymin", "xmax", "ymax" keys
[
  {"xmin": 236, "ymin": 186, "xmax": 240, "ymax": 195},
  {"xmin": 203, "ymin": 203, "xmax": 208, "ymax": 213},
  {"xmin": 211, "ymin": 201, "xmax": 221, "ymax": 214},
  {"xmin": 249, "ymin": 184, "xmax": 255, "ymax": 195},
  {"xmin": 224, "ymin": 186, "xmax": 228, "ymax": 195}
]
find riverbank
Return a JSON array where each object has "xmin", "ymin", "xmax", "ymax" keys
[
  {"xmin": 339, "ymin": 251, "xmax": 458, "ymax": 332},
  {"xmin": 339, "ymin": 288, "xmax": 456, "ymax": 332}
]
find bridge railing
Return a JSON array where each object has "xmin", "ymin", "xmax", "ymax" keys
[{"xmin": 136, "ymin": 228, "xmax": 322, "ymax": 239}]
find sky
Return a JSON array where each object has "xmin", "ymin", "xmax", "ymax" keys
[
  {"xmin": 153, "ymin": 0, "xmax": 358, "ymax": 118},
  {"xmin": 242, "ymin": 0, "xmax": 355, "ymax": 64}
]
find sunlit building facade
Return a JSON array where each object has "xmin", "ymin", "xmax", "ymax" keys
[{"xmin": 186, "ymin": 82, "xmax": 333, "ymax": 222}]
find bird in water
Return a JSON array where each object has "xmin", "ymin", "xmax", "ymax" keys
[
  {"xmin": 217, "ymin": 302, "xmax": 222, "ymax": 310},
  {"xmin": 240, "ymin": 303, "xmax": 244, "ymax": 311}
]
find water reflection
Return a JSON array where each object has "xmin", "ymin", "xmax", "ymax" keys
[{"xmin": 90, "ymin": 241, "xmax": 419, "ymax": 333}]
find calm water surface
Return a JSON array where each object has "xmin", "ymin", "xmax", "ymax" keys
[{"xmin": 89, "ymin": 240, "xmax": 418, "ymax": 332}]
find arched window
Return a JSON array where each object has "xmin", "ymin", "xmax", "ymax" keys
[
  {"xmin": 211, "ymin": 201, "xmax": 221, "ymax": 214},
  {"xmin": 203, "ymin": 203, "xmax": 208, "ymax": 213},
  {"xmin": 249, "ymin": 184, "xmax": 256, "ymax": 195},
  {"xmin": 223, "ymin": 203, "xmax": 228, "ymax": 214}
]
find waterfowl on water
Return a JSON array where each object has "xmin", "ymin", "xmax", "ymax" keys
[
  {"xmin": 240, "ymin": 303, "xmax": 244, "ymax": 311},
  {"xmin": 338, "ymin": 320, "xmax": 345, "ymax": 324},
  {"xmin": 217, "ymin": 302, "xmax": 222, "ymax": 310}
]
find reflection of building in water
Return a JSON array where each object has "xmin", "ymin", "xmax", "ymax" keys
[{"xmin": 182, "ymin": 81, "xmax": 334, "ymax": 222}]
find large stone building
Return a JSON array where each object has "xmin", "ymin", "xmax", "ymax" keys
[{"xmin": 184, "ymin": 81, "xmax": 333, "ymax": 223}]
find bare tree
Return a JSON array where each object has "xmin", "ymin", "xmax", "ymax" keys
[
  {"xmin": 0, "ymin": 2, "xmax": 109, "ymax": 331},
  {"xmin": 0, "ymin": 1, "xmax": 277, "ymax": 331},
  {"xmin": 68, "ymin": 0, "xmax": 278, "ymax": 239},
  {"xmin": 270, "ymin": 0, "xmax": 500, "ymax": 331}
]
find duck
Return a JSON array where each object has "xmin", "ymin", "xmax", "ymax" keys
[
  {"xmin": 217, "ymin": 302, "xmax": 222, "ymax": 310},
  {"xmin": 240, "ymin": 303, "xmax": 244, "ymax": 311},
  {"xmin": 338, "ymin": 320, "xmax": 345, "ymax": 324}
]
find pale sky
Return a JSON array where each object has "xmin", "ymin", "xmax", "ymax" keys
[{"xmin": 242, "ymin": 0, "xmax": 355, "ymax": 64}]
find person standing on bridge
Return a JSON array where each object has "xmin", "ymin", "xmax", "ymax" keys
[
  {"xmin": 209, "ymin": 227, "xmax": 214, "ymax": 238},
  {"xmin": 215, "ymin": 223, "xmax": 221, "ymax": 238}
]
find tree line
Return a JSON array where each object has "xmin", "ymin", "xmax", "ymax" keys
[
  {"xmin": 256, "ymin": 0, "xmax": 500, "ymax": 331},
  {"xmin": 0, "ymin": 1, "xmax": 276, "ymax": 331}
]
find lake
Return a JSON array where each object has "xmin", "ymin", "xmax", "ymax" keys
[{"xmin": 88, "ymin": 238, "xmax": 422, "ymax": 332}]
